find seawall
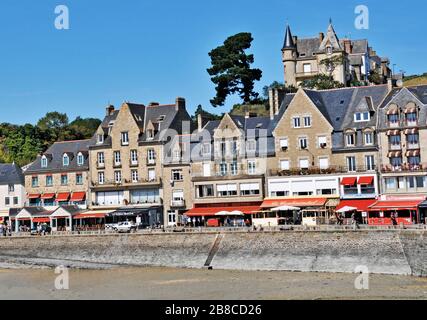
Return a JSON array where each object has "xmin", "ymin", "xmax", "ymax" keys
[{"xmin": 0, "ymin": 230, "xmax": 425, "ymax": 276}]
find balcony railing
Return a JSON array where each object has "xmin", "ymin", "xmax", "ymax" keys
[
  {"xmin": 269, "ymin": 165, "xmax": 377, "ymax": 177},
  {"xmin": 192, "ymin": 170, "xmax": 260, "ymax": 179},
  {"xmin": 91, "ymin": 178, "xmax": 162, "ymax": 187},
  {"xmin": 381, "ymin": 164, "xmax": 427, "ymax": 173},
  {"xmin": 171, "ymin": 199, "xmax": 186, "ymax": 207},
  {"xmin": 389, "ymin": 143, "xmax": 402, "ymax": 150}
]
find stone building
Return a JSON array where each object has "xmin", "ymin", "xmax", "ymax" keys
[
  {"xmin": 88, "ymin": 98, "xmax": 193, "ymax": 227},
  {"xmin": 24, "ymin": 140, "xmax": 91, "ymax": 209},
  {"xmin": 282, "ymin": 22, "xmax": 391, "ymax": 87}
]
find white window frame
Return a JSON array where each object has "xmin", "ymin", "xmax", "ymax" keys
[
  {"xmin": 131, "ymin": 170, "xmax": 139, "ymax": 183},
  {"xmin": 98, "ymin": 172, "xmax": 105, "ymax": 185},
  {"xmin": 303, "ymin": 116, "xmax": 312, "ymax": 128},
  {"xmin": 292, "ymin": 117, "xmax": 301, "ymax": 128},
  {"xmin": 130, "ymin": 150, "xmax": 138, "ymax": 164},
  {"xmin": 114, "ymin": 151, "xmax": 121, "ymax": 165},
  {"xmin": 114, "ymin": 171, "xmax": 122, "ymax": 184},
  {"xmin": 247, "ymin": 160, "xmax": 256, "ymax": 175},
  {"xmin": 41, "ymin": 156, "xmax": 48, "ymax": 168},
  {"xmin": 121, "ymin": 132, "xmax": 129, "ymax": 146},
  {"xmin": 77, "ymin": 152, "xmax": 84, "ymax": 166},
  {"xmin": 63, "ymin": 154, "xmax": 70, "ymax": 167}
]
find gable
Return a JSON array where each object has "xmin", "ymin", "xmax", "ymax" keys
[{"xmin": 213, "ymin": 114, "xmax": 243, "ymax": 139}]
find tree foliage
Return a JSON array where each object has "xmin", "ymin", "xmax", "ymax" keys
[
  {"xmin": 0, "ymin": 113, "xmax": 101, "ymax": 167},
  {"xmin": 300, "ymin": 74, "xmax": 345, "ymax": 90},
  {"xmin": 207, "ymin": 32, "xmax": 262, "ymax": 107}
]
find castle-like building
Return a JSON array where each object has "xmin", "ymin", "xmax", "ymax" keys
[{"xmin": 282, "ymin": 22, "xmax": 391, "ymax": 87}]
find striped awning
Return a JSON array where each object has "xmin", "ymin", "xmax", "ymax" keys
[
  {"xmin": 404, "ymin": 128, "xmax": 418, "ymax": 135},
  {"xmin": 406, "ymin": 150, "xmax": 420, "ymax": 157},
  {"xmin": 386, "ymin": 130, "xmax": 400, "ymax": 136},
  {"xmin": 388, "ymin": 151, "xmax": 402, "ymax": 158}
]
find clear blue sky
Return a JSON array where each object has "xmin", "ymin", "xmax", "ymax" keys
[{"xmin": 0, "ymin": 0, "xmax": 426, "ymax": 124}]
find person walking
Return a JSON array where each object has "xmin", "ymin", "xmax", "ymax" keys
[{"xmin": 351, "ymin": 212, "xmax": 360, "ymax": 230}]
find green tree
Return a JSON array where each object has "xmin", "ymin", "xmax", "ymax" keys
[
  {"xmin": 207, "ymin": 32, "xmax": 262, "ymax": 107},
  {"xmin": 301, "ymin": 74, "xmax": 345, "ymax": 90}
]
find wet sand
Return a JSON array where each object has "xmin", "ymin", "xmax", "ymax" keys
[{"xmin": 0, "ymin": 267, "xmax": 426, "ymax": 300}]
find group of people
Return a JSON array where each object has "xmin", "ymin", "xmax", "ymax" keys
[{"xmin": 0, "ymin": 222, "xmax": 12, "ymax": 236}]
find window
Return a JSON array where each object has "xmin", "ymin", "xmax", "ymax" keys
[
  {"xmin": 292, "ymin": 117, "xmax": 301, "ymax": 128},
  {"xmin": 63, "ymin": 154, "xmax": 70, "ymax": 167},
  {"xmin": 416, "ymin": 176, "xmax": 426, "ymax": 188},
  {"xmin": 318, "ymin": 136, "xmax": 327, "ymax": 148},
  {"xmin": 299, "ymin": 137, "xmax": 308, "ymax": 149},
  {"xmin": 217, "ymin": 184, "xmax": 238, "ymax": 197},
  {"xmin": 98, "ymin": 172, "xmax": 105, "ymax": 184},
  {"xmin": 317, "ymin": 188, "xmax": 337, "ymax": 195},
  {"xmin": 279, "ymin": 138, "xmax": 288, "ymax": 149},
  {"xmin": 385, "ymin": 178, "xmax": 396, "ymax": 190},
  {"xmin": 230, "ymin": 140, "xmax": 238, "ymax": 156},
  {"xmin": 346, "ymin": 156, "xmax": 356, "ymax": 172},
  {"xmin": 131, "ymin": 170, "xmax": 139, "ymax": 183},
  {"xmin": 407, "ymin": 177, "xmax": 416, "ymax": 189},
  {"xmin": 240, "ymin": 183, "xmax": 260, "ymax": 196},
  {"xmin": 220, "ymin": 142, "xmax": 226, "ymax": 157},
  {"xmin": 365, "ymin": 155, "xmax": 375, "ymax": 171},
  {"xmin": 61, "ymin": 174, "xmax": 68, "ymax": 186},
  {"xmin": 41, "ymin": 156, "xmax": 48, "ymax": 168},
  {"xmin": 97, "ymin": 152, "xmax": 105, "ymax": 166},
  {"xmin": 46, "ymin": 175, "xmax": 53, "ymax": 187},
  {"xmin": 5, "ymin": 197, "xmax": 10, "ymax": 206},
  {"xmin": 388, "ymin": 114, "xmax": 399, "ymax": 124},
  {"xmin": 148, "ymin": 168, "xmax": 156, "ymax": 182},
  {"xmin": 406, "ymin": 112, "xmax": 417, "ymax": 124},
  {"xmin": 390, "ymin": 156, "xmax": 402, "ymax": 167},
  {"xmin": 202, "ymin": 143, "xmax": 211, "ymax": 155},
  {"xmin": 32, "ymin": 176, "xmax": 39, "ymax": 187},
  {"xmin": 147, "ymin": 149, "xmax": 156, "ymax": 164},
  {"xmin": 77, "ymin": 153, "xmax": 84, "ymax": 166},
  {"xmin": 168, "ymin": 211, "xmax": 176, "ymax": 224},
  {"xmin": 97, "ymin": 134, "xmax": 104, "ymax": 144},
  {"xmin": 230, "ymin": 161, "xmax": 238, "ymax": 175},
  {"xmin": 13, "ymin": 197, "xmax": 18, "ymax": 205},
  {"xmin": 247, "ymin": 160, "xmax": 256, "ymax": 174},
  {"xmin": 354, "ymin": 112, "xmax": 370, "ymax": 122},
  {"xmin": 114, "ymin": 151, "xmax": 121, "ymax": 165},
  {"xmin": 246, "ymin": 140, "xmax": 256, "ymax": 152},
  {"xmin": 130, "ymin": 150, "xmax": 138, "ymax": 164},
  {"xmin": 408, "ymin": 156, "xmax": 421, "ymax": 166},
  {"xmin": 407, "ymin": 134, "xmax": 419, "ymax": 145},
  {"xmin": 8, "ymin": 184, "xmax": 14, "ymax": 192},
  {"xmin": 147, "ymin": 130, "xmax": 154, "ymax": 140},
  {"xmin": 299, "ymin": 159, "xmax": 309, "ymax": 169},
  {"xmin": 346, "ymin": 133, "xmax": 355, "ymax": 146},
  {"xmin": 280, "ymin": 160, "xmax": 290, "ymax": 171},
  {"xmin": 172, "ymin": 190, "xmax": 184, "ymax": 205},
  {"xmin": 364, "ymin": 132, "xmax": 374, "ymax": 145},
  {"xmin": 197, "ymin": 185, "xmax": 214, "ymax": 198},
  {"xmin": 114, "ymin": 171, "xmax": 122, "ymax": 183},
  {"xmin": 203, "ymin": 163, "xmax": 211, "ymax": 177},
  {"xmin": 319, "ymin": 157, "xmax": 329, "ymax": 169},
  {"xmin": 303, "ymin": 63, "xmax": 312, "ymax": 73},
  {"xmin": 219, "ymin": 162, "xmax": 228, "ymax": 176},
  {"xmin": 76, "ymin": 173, "xmax": 83, "ymax": 185},
  {"xmin": 303, "ymin": 116, "xmax": 312, "ymax": 127},
  {"xmin": 121, "ymin": 132, "xmax": 129, "ymax": 145},
  {"xmin": 172, "ymin": 169, "xmax": 183, "ymax": 181},
  {"xmin": 389, "ymin": 135, "xmax": 401, "ymax": 146},
  {"xmin": 326, "ymin": 46, "xmax": 332, "ymax": 55}
]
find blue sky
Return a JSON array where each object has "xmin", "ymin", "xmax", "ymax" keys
[{"xmin": 0, "ymin": 0, "xmax": 426, "ymax": 124}]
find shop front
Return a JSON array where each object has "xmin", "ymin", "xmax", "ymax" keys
[
  {"xmin": 106, "ymin": 206, "xmax": 162, "ymax": 229},
  {"xmin": 335, "ymin": 199, "xmax": 378, "ymax": 225},
  {"xmin": 367, "ymin": 195, "xmax": 425, "ymax": 225},
  {"xmin": 13, "ymin": 207, "xmax": 53, "ymax": 232},
  {"xmin": 73, "ymin": 210, "xmax": 109, "ymax": 231},
  {"xmin": 185, "ymin": 202, "xmax": 261, "ymax": 227},
  {"xmin": 50, "ymin": 206, "xmax": 85, "ymax": 232}
]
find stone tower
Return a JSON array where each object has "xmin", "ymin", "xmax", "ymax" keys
[{"xmin": 281, "ymin": 25, "xmax": 297, "ymax": 87}]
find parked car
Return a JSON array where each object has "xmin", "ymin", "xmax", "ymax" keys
[{"xmin": 115, "ymin": 221, "xmax": 137, "ymax": 233}]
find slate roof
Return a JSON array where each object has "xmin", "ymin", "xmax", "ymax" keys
[
  {"xmin": 25, "ymin": 140, "xmax": 91, "ymax": 174},
  {"xmin": 0, "ymin": 164, "xmax": 24, "ymax": 185}
]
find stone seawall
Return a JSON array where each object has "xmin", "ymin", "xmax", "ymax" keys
[{"xmin": 0, "ymin": 230, "xmax": 425, "ymax": 276}]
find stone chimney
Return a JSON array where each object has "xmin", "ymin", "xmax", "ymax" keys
[
  {"xmin": 387, "ymin": 78, "xmax": 394, "ymax": 92},
  {"xmin": 343, "ymin": 39, "xmax": 352, "ymax": 54},
  {"xmin": 106, "ymin": 105, "xmax": 115, "ymax": 116},
  {"xmin": 269, "ymin": 88, "xmax": 284, "ymax": 120},
  {"xmin": 269, "ymin": 88, "xmax": 275, "ymax": 120},
  {"xmin": 319, "ymin": 32, "xmax": 324, "ymax": 42},
  {"xmin": 175, "ymin": 97, "xmax": 186, "ymax": 111}
]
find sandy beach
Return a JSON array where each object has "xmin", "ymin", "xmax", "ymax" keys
[{"xmin": 0, "ymin": 266, "xmax": 426, "ymax": 300}]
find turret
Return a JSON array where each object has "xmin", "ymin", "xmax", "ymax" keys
[{"xmin": 281, "ymin": 25, "xmax": 297, "ymax": 87}]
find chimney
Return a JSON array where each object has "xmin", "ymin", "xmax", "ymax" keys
[
  {"xmin": 269, "ymin": 88, "xmax": 275, "ymax": 120},
  {"xmin": 148, "ymin": 102, "xmax": 159, "ymax": 107},
  {"xmin": 343, "ymin": 39, "xmax": 352, "ymax": 54},
  {"xmin": 197, "ymin": 113, "xmax": 203, "ymax": 132},
  {"xmin": 387, "ymin": 78, "xmax": 394, "ymax": 92},
  {"xmin": 245, "ymin": 111, "xmax": 250, "ymax": 119},
  {"xmin": 319, "ymin": 32, "xmax": 324, "ymax": 42},
  {"xmin": 274, "ymin": 89, "xmax": 280, "ymax": 116},
  {"xmin": 106, "ymin": 105, "xmax": 115, "ymax": 116},
  {"xmin": 175, "ymin": 97, "xmax": 186, "ymax": 111}
]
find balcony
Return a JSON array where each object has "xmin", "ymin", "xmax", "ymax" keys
[
  {"xmin": 90, "ymin": 178, "xmax": 162, "ymax": 188},
  {"xmin": 389, "ymin": 143, "xmax": 402, "ymax": 151},
  {"xmin": 171, "ymin": 199, "xmax": 186, "ymax": 208},
  {"xmin": 381, "ymin": 164, "xmax": 427, "ymax": 173},
  {"xmin": 192, "ymin": 170, "xmax": 262, "ymax": 181},
  {"xmin": 268, "ymin": 165, "xmax": 377, "ymax": 177},
  {"xmin": 407, "ymin": 143, "xmax": 420, "ymax": 150}
]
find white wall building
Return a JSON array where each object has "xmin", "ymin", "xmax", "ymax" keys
[{"xmin": 0, "ymin": 164, "xmax": 25, "ymax": 221}]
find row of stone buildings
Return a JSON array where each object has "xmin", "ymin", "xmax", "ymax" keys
[{"xmin": 1, "ymin": 82, "xmax": 426, "ymax": 229}]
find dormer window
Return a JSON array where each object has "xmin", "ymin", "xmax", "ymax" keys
[
  {"xmin": 326, "ymin": 46, "xmax": 333, "ymax": 55},
  {"xmin": 345, "ymin": 132, "xmax": 356, "ymax": 147},
  {"xmin": 97, "ymin": 134, "xmax": 104, "ymax": 144},
  {"xmin": 41, "ymin": 156, "xmax": 48, "ymax": 168},
  {"xmin": 63, "ymin": 154, "xmax": 70, "ymax": 167},
  {"xmin": 121, "ymin": 132, "xmax": 129, "ymax": 146},
  {"xmin": 147, "ymin": 130, "xmax": 154, "ymax": 140},
  {"xmin": 77, "ymin": 152, "xmax": 84, "ymax": 166},
  {"xmin": 354, "ymin": 112, "xmax": 370, "ymax": 122}
]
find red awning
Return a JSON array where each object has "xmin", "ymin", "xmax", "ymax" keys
[
  {"xmin": 358, "ymin": 176, "xmax": 374, "ymax": 185},
  {"xmin": 341, "ymin": 177, "xmax": 357, "ymax": 186},
  {"xmin": 71, "ymin": 192, "xmax": 86, "ymax": 202},
  {"xmin": 33, "ymin": 217, "xmax": 50, "ymax": 223},
  {"xmin": 261, "ymin": 198, "xmax": 327, "ymax": 208},
  {"xmin": 56, "ymin": 193, "xmax": 70, "ymax": 202},
  {"xmin": 27, "ymin": 194, "xmax": 40, "ymax": 199},
  {"xmin": 73, "ymin": 213, "xmax": 106, "ymax": 219},
  {"xmin": 41, "ymin": 193, "xmax": 55, "ymax": 200},
  {"xmin": 368, "ymin": 200, "xmax": 422, "ymax": 211},
  {"xmin": 185, "ymin": 206, "xmax": 260, "ymax": 217},
  {"xmin": 336, "ymin": 199, "xmax": 377, "ymax": 212}
]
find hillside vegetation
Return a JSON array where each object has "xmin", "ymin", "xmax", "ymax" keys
[{"xmin": 404, "ymin": 73, "xmax": 427, "ymax": 86}]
